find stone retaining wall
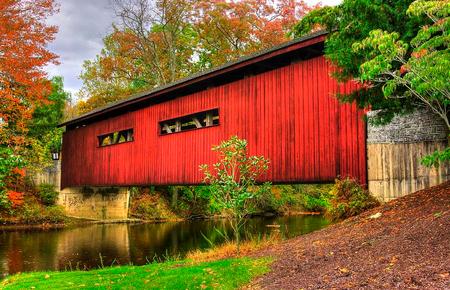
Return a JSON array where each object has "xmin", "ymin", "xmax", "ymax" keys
[
  {"xmin": 367, "ymin": 109, "xmax": 449, "ymax": 201},
  {"xmin": 57, "ymin": 187, "xmax": 130, "ymax": 220},
  {"xmin": 367, "ymin": 109, "xmax": 448, "ymax": 144}
]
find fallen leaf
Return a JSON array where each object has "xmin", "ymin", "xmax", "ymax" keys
[{"xmin": 369, "ymin": 212, "xmax": 382, "ymax": 219}]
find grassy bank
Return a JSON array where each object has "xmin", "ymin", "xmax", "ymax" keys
[{"xmin": 1, "ymin": 258, "xmax": 271, "ymax": 290}]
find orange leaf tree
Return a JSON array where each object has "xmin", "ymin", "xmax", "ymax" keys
[
  {"xmin": 0, "ymin": 0, "xmax": 58, "ymax": 209},
  {"xmin": 191, "ymin": 0, "xmax": 314, "ymax": 69},
  {"xmin": 77, "ymin": 0, "xmax": 315, "ymax": 114},
  {"xmin": 0, "ymin": 0, "xmax": 58, "ymax": 149}
]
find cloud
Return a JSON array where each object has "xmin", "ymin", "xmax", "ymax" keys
[
  {"xmin": 314, "ymin": 0, "xmax": 342, "ymax": 6},
  {"xmin": 45, "ymin": 0, "xmax": 117, "ymax": 98}
]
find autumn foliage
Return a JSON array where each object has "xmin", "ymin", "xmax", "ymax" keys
[
  {"xmin": 0, "ymin": 0, "xmax": 58, "ymax": 209},
  {"xmin": 191, "ymin": 0, "xmax": 313, "ymax": 68},
  {"xmin": 7, "ymin": 190, "xmax": 24, "ymax": 207},
  {"xmin": 0, "ymin": 0, "xmax": 58, "ymax": 148},
  {"xmin": 77, "ymin": 0, "xmax": 316, "ymax": 113}
]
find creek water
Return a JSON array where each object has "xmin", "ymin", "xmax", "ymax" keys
[{"xmin": 0, "ymin": 215, "xmax": 329, "ymax": 276}]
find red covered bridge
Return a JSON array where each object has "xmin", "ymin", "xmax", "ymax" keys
[{"xmin": 59, "ymin": 31, "xmax": 367, "ymax": 189}]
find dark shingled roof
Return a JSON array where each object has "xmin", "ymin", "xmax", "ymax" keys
[{"xmin": 60, "ymin": 30, "xmax": 328, "ymax": 128}]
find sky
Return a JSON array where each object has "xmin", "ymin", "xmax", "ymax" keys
[{"xmin": 45, "ymin": 0, "xmax": 342, "ymax": 98}]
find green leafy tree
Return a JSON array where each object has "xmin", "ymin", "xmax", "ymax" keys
[
  {"xmin": 351, "ymin": 0, "xmax": 449, "ymax": 165},
  {"xmin": 352, "ymin": 1, "xmax": 449, "ymax": 129},
  {"xmin": 0, "ymin": 147, "xmax": 25, "ymax": 211},
  {"xmin": 200, "ymin": 136, "xmax": 270, "ymax": 253},
  {"xmin": 27, "ymin": 76, "xmax": 70, "ymax": 172},
  {"xmin": 292, "ymin": 0, "xmax": 422, "ymax": 124},
  {"xmin": 294, "ymin": 0, "xmax": 449, "ymax": 166}
]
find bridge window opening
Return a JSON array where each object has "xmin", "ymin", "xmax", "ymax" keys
[
  {"xmin": 98, "ymin": 129, "xmax": 134, "ymax": 147},
  {"xmin": 160, "ymin": 109, "xmax": 219, "ymax": 135}
]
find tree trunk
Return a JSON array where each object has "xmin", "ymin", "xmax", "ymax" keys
[
  {"xmin": 171, "ymin": 186, "xmax": 178, "ymax": 208},
  {"xmin": 235, "ymin": 217, "xmax": 240, "ymax": 255}
]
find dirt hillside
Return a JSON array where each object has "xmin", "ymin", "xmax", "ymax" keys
[{"xmin": 253, "ymin": 181, "xmax": 450, "ymax": 289}]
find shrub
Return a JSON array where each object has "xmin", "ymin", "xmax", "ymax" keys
[
  {"xmin": 43, "ymin": 205, "xmax": 67, "ymax": 223},
  {"xmin": 7, "ymin": 190, "xmax": 24, "ymax": 207},
  {"xmin": 0, "ymin": 190, "xmax": 11, "ymax": 212},
  {"xmin": 249, "ymin": 184, "xmax": 279, "ymax": 214},
  {"xmin": 200, "ymin": 136, "xmax": 270, "ymax": 253},
  {"xmin": 294, "ymin": 184, "xmax": 333, "ymax": 213},
  {"xmin": 301, "ymin": 192, "xmax": 329, "ymax": 212},
  {"xmin": 178, "ymin": 186, "xmax": 215, "ymax": 216},
  {"xmin": 18, "ymin": 204, "xmax": 66, "ymax": 224},
  {"xmin": 18, "ymin": 203, "xmax": 41, "ymax": 223},
  {"xmin": 37, "ymin": 183, "xmax": 59, "ymax": 205},
  {"xmin": 327, "ymin": 178, "xmax": 380, "ymax": 221},
  {"xmin": 250, "ymin": 184, "xmax": 333, "ymax": 214},
  {"xmin": 131, "ymin": 193, "xmax": 178, "ymax": 220}
]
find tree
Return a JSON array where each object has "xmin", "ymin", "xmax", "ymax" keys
[
  {"xmin": 0, "ymin": 147, "xmax": 25, "ymax": 211},
  {"xmin": 29, "ymin": 77, "xmax": 69, "ymax": 138},
  {"xmin": 0, "ymin": 0, "xmax": 58, "ymax": 207},
  {"xmin": 77, "ymin": 0, "xmax": 314, "ymax": 114},
  {"xmin": 27, "ymin": 76, "xmax": 70, "ymax": 172},
  {"xmin": 351, "ymin": 0, "xmax": 449, "ymax": 166},
  {"xmin": 200, "ymin": 136, "xmax": 270, "ymax": 253},
  {"xmin": 292, "ymin": 0, "xmax": 422, "ymax": 124},
  {"xmin": 294, "ymin": 0, "xmax": 449, "ymax": 166},
  {"xmin": 191, "ymin": 0, "xmax": 313, "ymax": 70},
  {"xmin": 0, "ymin": 0, "xmax": 58, "ymax": 149},
  {"xmin": 78, "ymin": 0, "xmax": 198, "ymax": 113},
  {"xmin": 352, "ymin": 1, "xmax": 449, "ymax": 130}
]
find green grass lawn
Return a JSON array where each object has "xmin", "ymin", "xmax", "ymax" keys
[{"xmin": 1, "ymin": 257, "xmax": 271, "ymax": 289}]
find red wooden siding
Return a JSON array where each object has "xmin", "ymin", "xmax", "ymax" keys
[{"xmin": 61, "ymin": 55, "xmax": 367, "ymax": 188}]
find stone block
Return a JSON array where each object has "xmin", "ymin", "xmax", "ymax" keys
[{"xmin": 57, "ymin": 187, "xmax": 130, "ymax": 220}]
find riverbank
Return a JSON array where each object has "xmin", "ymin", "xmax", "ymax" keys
[
  {"xmin": 1, "ymin": 257, "xmax": 271, "ymax": 289},
  {"xmin": 1, "ymin": 183, "xmax": 331, "ymax": 230},
  {"xmin": 0, "ymin": 215, "xmax": 328, "ymax": 276},
  {"xmin": 0, "ymin": 217, "xmax": 146, "ymax": 231},
  {"xmin": 129, "ymin": 184, "xmax": 332, "ymax": 221},
  {"xmin": 0, "ymin": 211, "xmax": 323, "ymax": 231},
  {"xmin": 252, "ymin": 181, "xmax": 450, "ymax": 289},
  {"xmin": 3, "ymin": 183, "xmax": 447, "ymax": 288}
]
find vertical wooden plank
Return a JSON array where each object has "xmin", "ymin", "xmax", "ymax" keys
[
  {"xmin": 61, "ymin": 54, "xmax": 368, "ymax": 187},
  {"xmin": 298, "ymin": 60, "xmax": 305, "ymax": 180}
]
